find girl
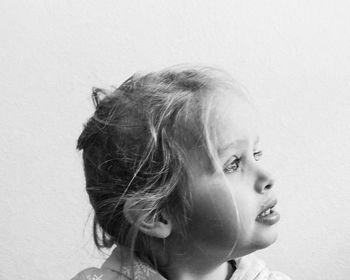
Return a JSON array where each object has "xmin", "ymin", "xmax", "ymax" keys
[{"xmin": 72, "ymin": 66, "xmax": 291, "ymax": 280}]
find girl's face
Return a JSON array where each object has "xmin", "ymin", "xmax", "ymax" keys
[{"xmin": 183, "ymin": 92, "xmax": 279, "ymax": 261}]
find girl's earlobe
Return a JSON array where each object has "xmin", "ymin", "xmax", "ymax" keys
[{"xmin": 123, "ymin": 198, "xmax": 172, "ymax": 239}]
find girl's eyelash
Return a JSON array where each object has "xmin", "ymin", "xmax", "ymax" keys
[
  {"xmin": 223, "ymin": 151, "xmax": 263, "ymax": 173},
  {"xmin": 254, "ymin": 150, "xmax": 263, "ymax": 161},
  {"xmin": 224, "ymin": 155, "xmax": 241, "ymax": 173}
]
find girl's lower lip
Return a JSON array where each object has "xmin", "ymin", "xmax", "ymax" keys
[{"xmin": 256, "ymin": 210, "xmax": 280, "ymax": 225}]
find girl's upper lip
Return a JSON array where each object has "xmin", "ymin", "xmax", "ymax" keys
[{"xmin": 258, "ymin": 198, "xmax": 278, "ymax": 215}]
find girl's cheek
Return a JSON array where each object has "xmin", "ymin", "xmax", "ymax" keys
[{"xmin": 186, "ymin": 178, "xmax": 240, "ymax": 254}]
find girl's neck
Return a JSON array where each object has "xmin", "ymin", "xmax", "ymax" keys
[
  {"xmin": 149, "ymin": 239, "xmax": 235, "ymax": 280},
  {"xmin": 164, "ymin": 261, "xmax": 233, "ymax": 280}
]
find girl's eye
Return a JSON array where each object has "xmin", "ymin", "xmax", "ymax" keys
[
  {"xmin": 224, "ymin": 155, "xmax": 241, "ymax": 173},
  {"xmin": 254, "ymin": 151, "xmax": 263, "ymax": 161}
]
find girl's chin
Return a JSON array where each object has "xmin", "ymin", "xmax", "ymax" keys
[
  {"xmin": 232, "ymin": 229, "xmax": 279, "ymax": 257},
  {"xmin": 254, "ymin": 228, "xmax": 279, "ymax": 250}
]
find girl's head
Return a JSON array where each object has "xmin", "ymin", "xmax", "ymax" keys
[{"xmin": 77, "ymin": 66, "xmax": 278, "ymax": 268}]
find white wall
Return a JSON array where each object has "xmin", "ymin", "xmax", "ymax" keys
[{"xmin": 1, "ymin": 1, "xmax": 350, "ymax": 279}]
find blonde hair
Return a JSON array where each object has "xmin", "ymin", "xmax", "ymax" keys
[{"xmin": 76, "ymin": 65, "xmax": 242, "ymax": 263}]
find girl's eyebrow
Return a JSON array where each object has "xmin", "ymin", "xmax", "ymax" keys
[
  {"xmin": 217, "ymin": 137, "xmax": 260, "ymax": 156},
  {"xmin": 218, "ymin": 140, "xmax": 246, "ymax": 156},
  {"xmin": 254, "ymin": 136, "xmax": 260, "ymax": 146}
]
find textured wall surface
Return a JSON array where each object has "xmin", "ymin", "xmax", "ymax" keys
[{"xmin": 1, "ymin": 1, "xmax": 350, "ymax": 280}]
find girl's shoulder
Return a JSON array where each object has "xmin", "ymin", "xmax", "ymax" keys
[
  {"xmin": 70, "ymin": 267, "xmax": 129, "ymax": 280},
  {"xmin": 70, "ymin": 245, "xmax": 166, "ymax": 280}
]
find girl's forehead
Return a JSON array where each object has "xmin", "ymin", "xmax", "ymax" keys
[{"xmin": 210, "ymin": 92, "xmax": 260, "ymax": 151}]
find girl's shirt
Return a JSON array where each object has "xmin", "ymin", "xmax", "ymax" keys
[{"xmin": 71, "ymin": 246, "xmax": 291, "ymax": 280}]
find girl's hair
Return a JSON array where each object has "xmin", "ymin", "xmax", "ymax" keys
[{"xmin": 76, "ymin": 65, "xmax": 239, "ymax": 260}]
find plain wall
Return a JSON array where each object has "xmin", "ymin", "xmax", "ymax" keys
[{"xmin": 1, "ymin": 1, "xmax": 350, "ymax": 279}]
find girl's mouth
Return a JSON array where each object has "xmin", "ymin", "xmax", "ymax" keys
[{"xmin": 256, "ymin": 199, "xmax": 280, "ymax": 225}]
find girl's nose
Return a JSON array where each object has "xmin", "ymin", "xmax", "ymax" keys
[{"xmin": 254, "ymin": 167, "xmax": 275, "ymax": 194}]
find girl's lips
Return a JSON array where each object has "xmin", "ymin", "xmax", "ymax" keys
[
  {"xmin": 256, "ymin": 210, "xmax": 280, "ymax": 225},
  {"xmin": 258, "ymin": 198, "xmax": 278, "ymax": 216},
  {"xmin": 256, "ymin": 198, "xmax": 280, "ymax": 225}
]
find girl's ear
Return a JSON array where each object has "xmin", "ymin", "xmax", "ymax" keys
[{"xmin": 123, "ymin": 198, "xmax": 172, "ymax": 239}]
